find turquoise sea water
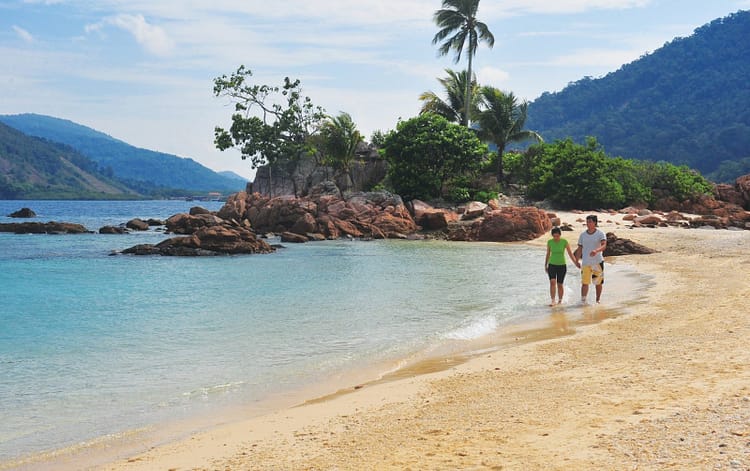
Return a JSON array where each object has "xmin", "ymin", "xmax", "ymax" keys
[{"xmin": 0, "ymin": 200, "xmax": 646, "ymax": 467}]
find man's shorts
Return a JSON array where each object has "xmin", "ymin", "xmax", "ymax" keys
[{"xmin": 581, "ymin": 262, "xmax": 604, "ymax": 286}]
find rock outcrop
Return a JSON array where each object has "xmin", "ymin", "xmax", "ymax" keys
[
  {"xmin": 8, "ymin": 207, "xmax": 36, "ymax": 218},
  {"xmin": 99, "ymin": 225, "xmax": 128, "ymax": 234},
  {"xmin": 248, "ymin": 144, "xmax": 388, "ymax": 197},
  {"xmin": 121, "ymin": 224, "xmax": 273, "ymax": 256},
  {"xmin": 617, "ymin": 205, "xmax": 750, "ymax": 230},
  {"xmin": 604, "ymin": 232, "xmax": 658, "ymax": 256},
  {"xmin": 0, "ymin": 221, "xmax": 89, "ymax": 234},
  {"xmin": 219, "ymin": 186, "xmax": 419, "ymax": 241},
  {"xmin": 445, "ymin": 206, "xmax": 552, "ymax": 242},
  {"xmin": 646, "ymin": 173, "xmax": 750, "ymax": 229},
  {"xmin": 126, "ymin": 218, "xmax": 149, "ymax": 231}
]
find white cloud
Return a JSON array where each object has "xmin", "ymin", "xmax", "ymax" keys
[
  {"xmin": 550, "ymin": 47, "xmax": 645, "ymax": 68},
  {"xmin": 87, "ymin": 14, "xmax": 175, "ymax": 56},
  {"xmin": 12, "ymin": 25, "xmax": 34, "ymax": 43},
  {"xmin": 4, "ymin": 0, "xmax": 738, "ymax": 181},
  {"xmin": 482, "ymin": 0, "xmax": 652, "ymax": 17},
  {"xmin": 476, "ymin": 66, "xmax": 511, "ymax": 87}
]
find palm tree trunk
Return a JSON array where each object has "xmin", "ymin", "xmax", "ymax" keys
[
  {"xmin": 268, "ymin": 164, "xmax": 273, "ymax": 197},
  {"xmin": 496, "ymin": 150, "xmax": 504, "ymax": 183},
  {"xmin": 464, "ymin": 54, "xmax": 473, "ymax": 127}
]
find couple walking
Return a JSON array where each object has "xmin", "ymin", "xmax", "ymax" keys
[{"xmin": 544, "ymin": 215, "xmax": 607, "ymax": 306}]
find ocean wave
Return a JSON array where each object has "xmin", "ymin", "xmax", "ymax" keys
[
  {"xmin": 181, "ymin": 381, "xmax": 246, "ymax": 399},
  {"xmin": 443, "ymin": 315, "xmax": 499, "ymax": 340}
]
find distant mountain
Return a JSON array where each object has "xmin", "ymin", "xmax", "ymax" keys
[
  {"xmin": 218, "ymin": 170, "xmax": 249, "ymax": 183},
  {"xmin": 0, "ymin": 121, "xmax": 137, "ymax": 199},
  {"xmin": 0, "ymin": 114, "xmax": 246, "ymax": 194},
  {"xmin": 526, "ymin": 10, "xmax": 750, "ymax": 183}
]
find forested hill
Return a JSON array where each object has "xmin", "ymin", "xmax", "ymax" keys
[
  {"xmin": 0, "ymin": 122, "xmax": 136, "ymax": 199},
  {"xmin": 525, "ymin": 10, "xmax": 750, "ymax": 183},
  {"xmin": 0, "ymin": 114, "xmax": 246, "ymax": 194}
]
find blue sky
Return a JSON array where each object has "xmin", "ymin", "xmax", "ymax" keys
[{"xmin": 1, "ymin": 0, "xmax": 748, "ymax": 180}]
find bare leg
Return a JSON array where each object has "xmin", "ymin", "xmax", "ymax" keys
[
  {"xmin": 595, "ymin": 284, "xmax": 603, "ymax": 303},
  {"xmin": 549, "ymin": 279, "xmax": 557, "ymax": 306},
  {"xmin": 581, "ymin": 283, "xmax": 589, "ymax": 303},
  {"xmin": 557, "ymin": 282, "xmax": 564, "ymax": 303}
]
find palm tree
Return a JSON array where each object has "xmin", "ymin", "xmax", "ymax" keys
[
  {"xmin": 320, "ymin": 112, "xmax": 363, "ymax": 176},
  {"xmin": 473, "ymin": 86, "xmax": 543, "ymax": 182},
  {"xmin": 418, "ymin": 69, "xmax": 477, "ymax": 124},
  {"xmin": 432, "ymin": 0, "xmax": 494, "ymax": 127}
]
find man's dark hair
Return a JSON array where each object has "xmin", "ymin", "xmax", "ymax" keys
[
  {"xmin": 551, "ymin": 227, "xmax": 562, "ymax": 235},
  {"xmin": 586, "ymin": 215, "xmax": 598, "ymax": 223}
]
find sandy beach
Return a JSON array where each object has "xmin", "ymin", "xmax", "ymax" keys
[{"xmin": 87, "ymin": 212, "xmax": 749, "ymax": 470}]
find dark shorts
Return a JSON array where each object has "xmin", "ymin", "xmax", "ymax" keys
[{"xmin": 547, "ymin": 264, "xmax": 567, "ymax": 283}]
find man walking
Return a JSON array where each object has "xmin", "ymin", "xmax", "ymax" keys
[{"xmin": 578, "ymin": 215, "xmax": 607, "ymax": 304}]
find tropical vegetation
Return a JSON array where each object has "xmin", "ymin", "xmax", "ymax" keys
[
  {"xmin": 516, "ymin": 138, "xmax": 713, "ymax": 209},
  {"xmin": 418, "ymin": 69, "xmax": 476, "ymax": 124},
  {"xmin": 381, "ymin": 113, "xmax": 488, "ymax": 200},
  {"xmin": 213, "ymin": 65, "xmax": 327, "ymax": 171},
  {"xmin": 473, "ymin": 86, "xmax": 543, "ymax": 182},
  {"xmin": 526, "ymin": 10, "xmax": 750, "ymax": 183},
  {"xmin": 432, "ymin": 0, "xmax": 494, "ymax": 127},
  {"xmin": 318, "ymin": 112, "xmax": 363, "ymax": 174}
]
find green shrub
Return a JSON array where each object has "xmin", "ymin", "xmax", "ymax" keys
[
  {"xmin": 527, "ymin": 137, "xmax": 626, "ymax": 208},
  {"xmin": 382, "ymin": 113, "xmax": 488, "ymax": 200},
  {"xmin": 472, "ymin": 189, "xmax": 499, "ymax": 202},
  {"xmin": 523, "ymin": 137, "xmax": 712, "ymax": 208}
]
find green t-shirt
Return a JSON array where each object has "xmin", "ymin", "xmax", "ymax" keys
[{"xmin": 547, "ymin": 238, "xmax": 568, "ymax": 265}]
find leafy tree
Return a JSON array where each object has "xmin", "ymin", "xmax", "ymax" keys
[
  {"xmin": 432, "ymin": 0, "xmax": 494, "ymax": 127},
  {"xmin": 370, "ymin": 130, "xmax": 387, "ymax": 148},
  {"xmin": 213, "ymin": 66, "xmax": 327, "ymax": 171},
  {"xmin": 418, "ymin": 69, "xmax": 477, "ymax": 124},
  {"xmin": 473, "ymin": 86, "xmax": 543, "ymax": 182},
  {"xmin": 382, "ymin": 113, "xmax": 488, "ymax": 200},
  {"xmin": 319, "ymin": 112, "xmax": 363, "ymax": 174},
  {"xmin": 607, "ymin": 157, "xmax": 652, "ymax": 206},
  {"xmin": 527, "ymin": 138, "xmax": 627, "ymax": 209}
]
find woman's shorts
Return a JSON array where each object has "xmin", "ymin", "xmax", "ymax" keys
[
  {"xmin": 581, "ymin": 262, "xmax": 604, "ymax": 285},
  {"xmin": 547, "ymin": 264, "xmax": 567, "ymax": 283}
]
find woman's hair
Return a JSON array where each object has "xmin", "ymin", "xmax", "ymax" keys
[{"xmin": 551, "ymin": 226, "xmax": 561, "ymax": 235}]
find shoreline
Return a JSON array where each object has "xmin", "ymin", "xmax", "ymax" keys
[
  {"xmin": 5, "ymin": 259, "xmax": 647, "ymax": 471},
  {"xmin": 13, "ymin": 211, "xmax": 750, "ymax": 470}
]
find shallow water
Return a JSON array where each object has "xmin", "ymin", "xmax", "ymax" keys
[{"xmin": 0, "ymin": 200, "xmax": 648, "ymax": 465}]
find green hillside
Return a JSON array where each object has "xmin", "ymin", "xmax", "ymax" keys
[
  {"xmin": 526, "ymin": 10, "xmax": 750, "ymax": 183},
  {"xmin": 0, "ymin": 122, "xmax": 137, "ymax": 199},
  {"xmin": 0, "ymin": 114, "xmax": 247, "ymax": 194}
]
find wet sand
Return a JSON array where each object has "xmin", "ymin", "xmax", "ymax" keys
[{"xmin": 60, "ymin": 212, "xmax": 750, "ymax": 469}]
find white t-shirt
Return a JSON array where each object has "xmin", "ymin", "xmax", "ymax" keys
[{"xmin": 578, "ymin": 228, "xmax": 606, "ymax": 266}]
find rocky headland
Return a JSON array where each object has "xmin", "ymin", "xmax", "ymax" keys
[{"xmin": 4, "ymin": 173, "xmax": 749, "ymax": 256}]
